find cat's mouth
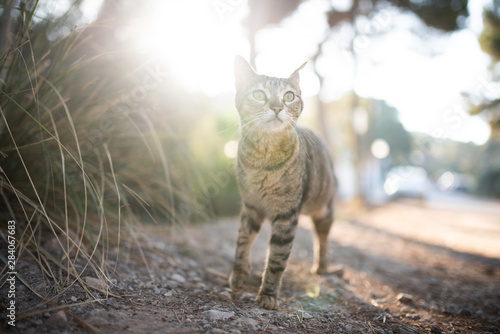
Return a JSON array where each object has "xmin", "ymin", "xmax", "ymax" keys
[
  {"xmin": 263, "ymin": 116, "xmax": 289, "ymax": 131},
  {"xmin": 261, "ymin": 110, "xmax": 291, "ymax": 131}
]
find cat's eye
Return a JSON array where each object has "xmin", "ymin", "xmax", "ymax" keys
[
  {"xmin": 253, "ymin": 90, "xmax": 267, "ymax": 101},
  {"xmin": 283, "ymin": 91, "xmax": 295, "ymax": 102}
]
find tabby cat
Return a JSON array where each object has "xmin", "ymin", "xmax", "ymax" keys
[{"xmin": 229, "ymin": 56, "xmax": 337, "ymax": 310}]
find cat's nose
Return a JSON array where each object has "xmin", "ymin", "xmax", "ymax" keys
[{"xmin": 271, "ymin": 105, "xmax": 283, "ymax": 114}]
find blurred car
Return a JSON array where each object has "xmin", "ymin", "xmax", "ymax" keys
[
  {"xmin": 437, "ymin": 171, "xmax": 476, "ymax": 192},
  {"xmin": 384, "ymin": 165, "xmax": 430, "ymax": 200}
]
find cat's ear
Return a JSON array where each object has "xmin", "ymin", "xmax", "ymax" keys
[
  {"xmin": 234, "ymin": 56, "xmax": 258, "ymax": 91},
  {"xmin": 289, "ymin": 62, "xmax": 307, "ymax": 87}
]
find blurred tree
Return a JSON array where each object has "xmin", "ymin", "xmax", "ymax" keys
[
  {"xmin": 479, "ymin": 1, "xmax": 500, "ymax": 61},
  {"xmin": 371, "ymin": 101, "xmax": 412, "ymax": 161},
  {"xmin": 386, "ymin": 0, "xmax": 468, "ymax": 31},
  {"xmin": 475, "ymin": 0, "xmax": 500, "ymax": 137},
  {"xmin": 325, "ymin": 0, "xmax": 468, "ymax": 33},
  {"xmin": 473, "ymin": 0, "xmax": 500, "ymax": 197},
  {"xmin": 477, "ymin": 140, "xmax": 500, "ymax": 197}
]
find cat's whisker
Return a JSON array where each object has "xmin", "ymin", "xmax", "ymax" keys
[
  {"xmin": 240, "ymin": 120, "xmax": 264, "ymax": 144},
  {"xmin": 240, "ymin": 116, "xmax": 263, "ymax": 133},
  {"xmin": 238, "ymin": 119, "xmax": 260, "ymax": 136},
  {"xmin": 218, "ymin": 114, "xmax": 242, "ymax": 134}
]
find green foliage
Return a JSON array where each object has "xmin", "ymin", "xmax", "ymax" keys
[
  {"xmin": 372, "ymin": 101, "xmax": 412, "ymax": 161},
  {"xmin": 393, "ymin": 0, "xmax": 469, "ymax": 32},
  {"xmin": 478, "ymin": 168, "xmax": 500, "ymax": 197},
  {"xmin": 475, "ymin": 4, "xmax": 500, "ymax": 134},
  {"xmin": 480, "ymin": 6, "xmax": 500, "ymax": 61},
  {"xmin": 476, "ymin": 140, "xmax": 500, "ymax": 197},
  {"xmin": 186, "ymin": 108, "xmax": 241, "ymax": 218}
]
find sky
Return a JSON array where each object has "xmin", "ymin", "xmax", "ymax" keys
[{"xmin": 78, "ymin": 0, "xmax": 495, "ymax": 145}]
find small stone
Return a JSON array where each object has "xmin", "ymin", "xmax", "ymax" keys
[
  {"xmin": 234, "ymin": 317, "xmax": 259, "ymax": 326},
  {"xmin": 302, "ymin": 312, "xmax": 313, "ymax": 319},
  {"xmin": 47, "ymin": 310, "xmax": 68, "ymax": 326},
  {"xmin": 188, "ymin": 270, "xmax": 199, "ymax": 278},
  {"xmin": 84, "ymin": 277, "xmax": 107, "ymax": 291},
  {"xmin": 202, "ymin": 310, "xmax": 234, "ymax": 321},
  {"xmin": 219, "ymin": 291, "xmax": 232, "ymax": 300},
  {"xmin": 71, "ymin": 296, "xmax": 77, "ymax": 302},
  {"xmin": 344, "ymin": 324, "xmax": 353, "ymax": 333},
  {"xmin": 296, "ymin": 310, "xmax": 314, "ymax": 319},
  {"xmin": 89, "ymin": 308, "xmax": 104, "ymax": 317},
  {"xmin": 171, "ymin": 273, "xmax": 186, "ymax": 283},
  {"xmin": 397, "ymin": 293, "xmax": 414, "ymax": 305},
  {"xmin": 275, "ymin": 311, "xmax": 287, "ymax": 318},
  {"xmin": 405, "ymin": 314, "xmax": 420, "ymax": 320},
  {"xmin": 211, "ymin": 329, "xmax": 227, "ymax": 334}
]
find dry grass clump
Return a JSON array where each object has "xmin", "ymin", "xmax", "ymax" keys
[{"xmin": 0, "ymin": 2, "xmax": 201, "ymax": 324}]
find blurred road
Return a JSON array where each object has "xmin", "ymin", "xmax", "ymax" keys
[
  {"xmin": 426, "ymin": 189, "xmax": 500, "ymax": 216},
  {"xmin": 353, "ymin": 190, "xmax": 500, "ymax": 259}
]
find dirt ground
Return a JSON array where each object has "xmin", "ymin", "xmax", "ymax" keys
[{"xmin": 2, "ymin": 196, "xmax": 500, "ymax": 334}]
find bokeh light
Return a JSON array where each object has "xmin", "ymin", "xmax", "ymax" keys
[{"xmin": 370, "ymin": 139, "xmax": 390, "ymax": 159}]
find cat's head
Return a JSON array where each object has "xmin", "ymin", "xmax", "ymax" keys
[{"xmin": 234, "ymin": 56, "xmax": 306, "ymax": 133}]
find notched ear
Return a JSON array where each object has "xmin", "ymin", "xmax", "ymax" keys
[
  {"xmin": 234, "ymin": 55, "xmax": 258, "ymax": 91},
  {"xmin": 289, "ymin": 61, "xmax": 307, "ymax": 88}
]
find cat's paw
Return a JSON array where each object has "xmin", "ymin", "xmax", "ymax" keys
[
  {"xmin": 229, "ymin": 270, "xmax": 249, "ymax": 291},
  {"xmin": 311, "ymin": 264, "xmax": 344, "ymax": 277},
  {"xmin": 255, "ymin": 294, "xmax": 279, "ymax": 310},
  {"xmin": 310, "ymin": 265, "xmax": 328, "ymax": 275}
]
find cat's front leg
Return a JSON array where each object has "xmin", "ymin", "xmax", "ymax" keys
[
  {"xmin": 256, "ymin": 211, "xmax": 298, "ymax": 310},
  {"xmin": 230, "ymin": 205, "xmax": 263, "ymax": 291}
]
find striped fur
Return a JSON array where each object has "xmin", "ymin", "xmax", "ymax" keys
[{"xmin": 229, "ymin": 56, "xmax": 336, "ymax": 310}]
